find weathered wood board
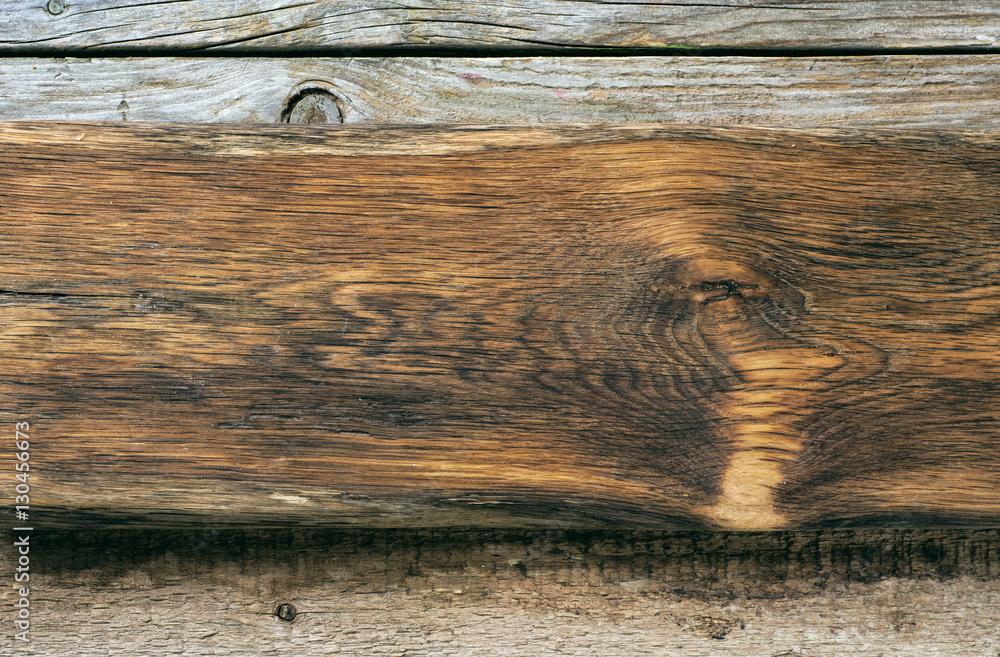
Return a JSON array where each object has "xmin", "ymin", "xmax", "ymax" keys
[
  {"xmin": 6, "ymin": 56, "xmax": 1000, "ymax": 128},
  {"xmin": 2, "ymin": 0, "xmax": 999, "ymax": 53},
  {"xmin": 2, "ymin": 122, "xmax": 998, "ymax": 530},
  {"xmin": 1, "ymin": 527, "xmax": 997, "ymax": 656}
]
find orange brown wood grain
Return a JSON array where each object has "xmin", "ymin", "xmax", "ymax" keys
[{"xmin": 1, "ymin": 122, "xmax": 998, "ymax": 529}]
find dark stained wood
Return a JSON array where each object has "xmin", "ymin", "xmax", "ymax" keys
[{"xmin": 1, "ymin": 122, "xmax": 998, "ymax": 530}]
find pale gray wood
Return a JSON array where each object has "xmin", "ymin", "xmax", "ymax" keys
[
  {"xmin": 2, "ymin": 0, "xmax": 1000, "ymax": 53},
  {"xmin": 4, "ymin": 528, "xmax": 998, "ymax": 655},
  {"xmin": 5, "ymin": 55, "xmax": 1000, "ymax": 127}
]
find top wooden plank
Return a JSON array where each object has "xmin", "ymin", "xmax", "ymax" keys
[{"xmin": 2, "ymin": 0, "xmax": 1000, "ymax": 54}]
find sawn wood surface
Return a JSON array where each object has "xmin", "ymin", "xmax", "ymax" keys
[
  {"xmin": 1, "ymin": 122, "xmax": 998, "ymax": 530},
  {"xmin": 3, "ymin": 0, "xmax": 999, "ymax": 54},
  {"xmin": 6, "ymin": 55, "xmax": 1000, "ymax": 129}
]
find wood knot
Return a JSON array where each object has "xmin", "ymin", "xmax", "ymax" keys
[
  {"xmin": 695, "ymin": 280, "xmax": 761, "ymax": 305},
  {"xmin": 668, "ymin": 258, "xmax": 773, "ymax": 305},
  {"xmin": 281, "ymin": 85, "xmax": 345, "ymax": 124}
]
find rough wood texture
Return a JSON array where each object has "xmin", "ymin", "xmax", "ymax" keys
[
  {"xmin": 2, "ymin": 0, "xmax": 1000, "ymax": 53},
  {"xmin": 7, "ymin": 55, "xmax": 1000, "ymax": 128},
  {"xmin": 1, "ymin": 528, "xmax": 998, "ymax": 655},
  {"xmin": 2, "ymin": 122, "xmax": 998, "ymax": 531}
]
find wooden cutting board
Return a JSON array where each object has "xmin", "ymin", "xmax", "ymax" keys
[{"xmin": 2, "ymin": 122, "xmax": 998, "ymax": 529}]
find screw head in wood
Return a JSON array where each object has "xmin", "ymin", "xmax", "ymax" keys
[
  {"xmin": 275, "ymin": 603, "xmax": 297, "ymax": 622},
  {"xmin": 46, "ymin": 0, "xmax": 66, "ymax": 15}
]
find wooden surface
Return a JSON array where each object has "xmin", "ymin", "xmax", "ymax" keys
[
  {"xmin": 5, "ymin": 3, "xmax": 1000, "ymax": 654},
  {"xmin": 3, "ymin": 122, "xmax": 998, "ymax": 531},
  {"xmin": 3, "ymin": 0, "xmax": 1000, "ymax": 54},
  {"xmin": 7, "ymin": 55, "xmax": 1000, "ymax": 128},
  {"xmin": 1, "ymin": 527, "xmax": 998, "ymax": 655}
]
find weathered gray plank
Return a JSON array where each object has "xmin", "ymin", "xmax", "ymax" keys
[
  {"xmin": 4, "ymin": 55, "xmax": 1000, "ymax": 127},
  {"xmin": 4, "ymin": 528, "xmax": 998, "ymax": 655},
  {"xmin": 2, "ymin": 1, "xmax": 1000, "ymax": 53}
]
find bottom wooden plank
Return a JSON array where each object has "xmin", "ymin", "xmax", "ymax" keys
[
  {"xmin": 2, "ymin": 528, "xmax": 998, "ymax": 656},
  {"xmin": 0, "ymin": 122, "xmax": 998, "ymax": 529}
]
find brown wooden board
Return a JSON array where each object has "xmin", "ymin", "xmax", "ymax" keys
[{"xmin": 1, "ymin": 122, "xmax": 998, "ymax": 530}]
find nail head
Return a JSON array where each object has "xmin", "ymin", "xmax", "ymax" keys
[{"xmin": 276, "ymin": 603, "xmax": 297, "ymax": 622}]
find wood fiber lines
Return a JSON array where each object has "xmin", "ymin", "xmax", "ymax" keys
[
  {"xmin": 7, "ymin": 56, "xmax": 1000, "ymax": 128},
  {"xmin": 4, "ymin": 1, "xmax": 999, "ymax": 53},
  {"xmin": 0, "ymin": 123, "xmax": 997, "ymax": 529}
]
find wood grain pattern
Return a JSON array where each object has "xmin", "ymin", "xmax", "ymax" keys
[
  {"xmin": 2, "ymin": 527, "xmax": 998, "ymax": 656},
  {"xmin": 2, "ymin": 122, "xmax": 998, "ymax": 530},
  {"xmin": 2, "ymin": 0, "xmax": 1000, "ymax": 53},
  {"xmin": 7, "ymin": 55, "xmax": 1000, "ymax": 128}
]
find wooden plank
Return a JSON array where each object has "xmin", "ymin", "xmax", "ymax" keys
[
  {"xmin": 2, "ymin": 1, "xmax": 1000, "ymax": 54},
  {"xmin": 2, "ymin": 122, "xmax": 999, "ymax": 530},
  {"xmin": 5, "ymin": 56, "xmax": 1000, "ymax": 128},
  {"xmin": 4, "ymin": 527, "xmax": 999, "ymax": 655}
]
